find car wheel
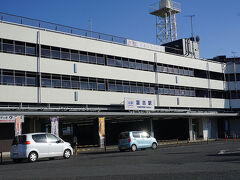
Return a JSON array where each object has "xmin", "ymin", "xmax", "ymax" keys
[
  {"xmin": 13, "ymin": 159, "xmax": 22, "ymax": 163},
  {"xmin": 152, "ymin": 143, "xmax": 157, "ymax": 150},
  {"xmin": 131, "ymin": 144, "xmax": 137, "ymax": 152},
  {"xmin": 63, "ymin": 149, "xmax": 71, "ymax": 159},
  {"xmin": 28, "ymin": 152, "xmax": 38, "ymax": 162}
]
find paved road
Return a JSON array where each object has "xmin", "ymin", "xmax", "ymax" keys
[{"xmin": 1, "ymin": 141, "xmax": 240, "ymax": 180}]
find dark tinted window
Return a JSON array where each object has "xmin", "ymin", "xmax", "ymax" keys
[
  {"xmin": 32, "ymin": 134, "xmax": 47, "ymax": 143},
  {"xmin": 119, "ymin": 132, "xmax": 129, "ymax": 139},
  {"xmin": 12, "ymin": 135, "xmax": 26, "ymax": 145}
]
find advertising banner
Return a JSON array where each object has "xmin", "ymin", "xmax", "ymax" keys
[
  {"xmin": 15, "ymin": 116, "xmax": 22, "ymax": 136},
  {"xmin": 98, "ymin": 117, "xmax": 105, "ymax": 137},
  {"xmin": 98, "ymin": 117, "xmax": 105, "ymax": 148},
  {"xmin": 0, "ymin": 115, "xmax": 24, "ymax": 123},
  {"xmin": 124, "ymin": 98, "xmax": 155, "ymax": 111},
  {"xmin": 50, "ymin": 117, "xmax": 59, "ymax": 137}
]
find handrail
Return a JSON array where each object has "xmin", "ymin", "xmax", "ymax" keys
[{"xmin": 0, "ymin": 11, "xmax": 127, "ymax": 45}]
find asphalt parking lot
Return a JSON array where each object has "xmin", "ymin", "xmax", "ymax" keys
[{"xmin": 0, "ymin": 140, "xmax": 240, "ymax": 180}]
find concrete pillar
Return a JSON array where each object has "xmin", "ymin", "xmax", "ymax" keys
[
  {"xmin": 202, "ymin": 118, "xmax": 211, "ymax": 140},
  {"xmin": 188, "ymin": 118, "xmax": 194, "ymax": 141},
  {"xmin": 150, "ymin": 119, "xmax": 154, "ymax": 137}
]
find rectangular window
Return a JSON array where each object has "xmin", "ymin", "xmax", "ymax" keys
[
  {"xmin": 168, "ymin": 66, "xmax": 174, "ymax": 74},
  {"xmin": 108, "ymin": 81, "xmax": 116, "ymax": 91},
  {"xmin": 123, "ymin": 85, "xmax": 130, "ymax": 93},
  {"xmin": 184, "ymin": 68, "xmax": 189, "ymax": 76},
  {"xmin": 157, "ymin": 64, "xmax": 163, "ymax": 72},
  {"xmin": 189, "ymin": 69, "xmax": 194, "ymax": 76},
  {"xmin": 148, "ymin": 63, "xmax": 154, "ymax": 72},
  {"xmin": 26, "ymin": 73, "xmax": 36, "ymax": 86},
  {"xmin": 26, "ymin": 43, "xmax": 36, "ymax": 56},
  {"xmin": 174, "ymin": 67, "xmax": 179, "ymax": 74},
  {"xmin": 179, "ymin": 68, "xmax": 184, "ymax": 75},
  {"xmin": 97, "ymin": 82, "xmax": 105, "ymax": 91},
  {"xmin": 3, "ymin": 39, "xmax": 14, "ymax": 53},
  {"xmin": 89, "ymin": 53, "xmax": 97, "ymax": 64},
  {"xmin": 80, "ymin": 81, "xmax": 88, "ymax": 90},
  {"xmin": 122, "ymin": 58, "xmax": 129, "ymax": 68},
  {"xmin": 79, "ymin": 52, "xmax": 88, "ymax": 63},
  {"xmin": 129, "ymin": 60, "xmax": 136, "ymax": 69},
  {"xmin": 15, "ymin": 41, "xmax": 25, "ymax": 55},
  {"xmin": 71, "ymin": 81, "xmax": 79, "ymax": 89},
  {"xmin": 142, "ymin": 63, "xmax": 148, "ymax": 71},
  {"xmin": 137, "ymin": 86, "xmax": 143, "ymax": 93},
  {"xmin": 164, "ymin": 87, "xmax": 169, "ymax": 94},
  {"xmin": 136, "ymin": 61, "xmax": 142, "ymax": 70},
  {"xmin": 130, "ymin": 83, "xmax": 137, "ymax": 93},
  {"xmin": 163, "ymin": 65, "xmax": 168, "ymax": 72},
  {"xmin": 144, "ymin": 86, "xmax": 150, "ymax": 94},
  {"xmin": 116, "ymin": 82, "xmax": 123, "ymax": 92},
  {"xmin": 51, "ymin": 47, "xmax": 61, "ymax": 59},
  {"xmin": 169, "ymin": 88, "xmax": 175, "ymax": 95},
  {"xmin": 61, "ymin": 48, "xmax": 70, "ymax": 60},
  {"xmin": 52, "ymin": 79, "xmax": 61, "ymax": 88},
  {"xmin": 175, "ymin": 89, "xmax": 180, "ymax": 96},
  {"xmin": 107, "ymin": 56, "xmax": 115, "ymax": 66},
  {"xmin": 3, "ymin": 75, "xmax": 14, "ymax": 85},
  {"xmin": 71, "ymin": 50, "xmax": 79, "ymax": 62},
  {"xmin": 97, "ymin": 55, "xmax": 105, "ymax": 65},
  {"xmin": 158, "ymin": 87, "xmax": 164, "ymax": 94},
  {"xmin": 89, "ymin": 78, "xmax": 97, "ymax": 90},
  {"xmin": 41, "ymin": 74, "xmax": 51, "ymax": 87},
  {"xmin": 41, "ymin": 45, "xmax": 50, "ymax": 58},
  {"xmin": 149, "ymin": 86, "xmax": 155, "ymax": 94},
  {"xmin": 115, "ymin": 58, "xmax": 122, "ymax": 67}
]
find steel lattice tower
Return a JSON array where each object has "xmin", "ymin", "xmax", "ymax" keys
[{"xmin": 149, "ymin": 0, "xmax": 181, "ymax": 45}]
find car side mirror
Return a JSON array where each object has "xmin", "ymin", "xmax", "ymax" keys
[{"xmin": 56, "ymin": 140, "xmax": 61, "ymax": 144}]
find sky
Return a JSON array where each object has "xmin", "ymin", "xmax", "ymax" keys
[{"xmin": 0, "ymin": 0, "xmax": 240, "ymax": 59}]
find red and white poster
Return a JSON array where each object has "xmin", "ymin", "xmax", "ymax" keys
[{"xmin": 15, "ymin": 116, "xmax": 22, "ymax": 136}]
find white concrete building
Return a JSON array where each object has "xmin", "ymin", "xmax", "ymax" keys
[{"xmin": 0, "ymin": 12, "xmax": 238, "ymax": 146}]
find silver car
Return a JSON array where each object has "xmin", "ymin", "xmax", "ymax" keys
[{"xmin": 10, "ymin": 133, "xmax": 73, "ymax": 162}]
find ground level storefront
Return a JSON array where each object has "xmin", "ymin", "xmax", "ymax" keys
[{"xmin": 1, "ymin": 112, "xmax": 239, "ymax": 147}]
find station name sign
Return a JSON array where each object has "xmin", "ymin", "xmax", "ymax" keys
[
  {"xmin": 127, "ymin": 39, "xmax": 165, "ymax": 52},
  {"xmin": 0, "ymin": 115, "xmax": 24, "ymax": 123},
  {"xmin": 124, "ymin": 98, "xmax": 155, "ymax": 111}
]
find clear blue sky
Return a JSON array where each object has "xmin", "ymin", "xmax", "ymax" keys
[{"xmin": 0, "ymin": 0, "xmax": 240, "ymax": 59}]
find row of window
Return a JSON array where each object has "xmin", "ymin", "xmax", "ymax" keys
[
  {"xmin": 0, "ymin": 38, "xmax": 224, "ymax": 80},
  {"xmin": 226, "ymin": 73, "xmax": 240, "ymax": 81},
  {"xmin": 0, "ymin": 69, "xmax": 227, "ymax": 99}
]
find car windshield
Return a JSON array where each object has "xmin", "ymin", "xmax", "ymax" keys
[
  {"xmin": 119, "ymin": 132, "xmax": 129, "ymax": 139},
  {"xmin": 12, "ymin": 135, "xmax": 26, "ymax": 145}
]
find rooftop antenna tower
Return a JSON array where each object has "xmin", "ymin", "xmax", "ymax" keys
[{"xmin": 149, "ymin": 0, "xmax": 181, "ymax": 44}]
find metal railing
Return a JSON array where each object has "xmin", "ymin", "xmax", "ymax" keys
[{"xmin": 0, "ymin": 12, "xmax": 127, "ymax": 45}]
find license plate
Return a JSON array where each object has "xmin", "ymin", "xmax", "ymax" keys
[{"xmin": 121, "ymin": 146, "xmax": 126, "ymax": 150}]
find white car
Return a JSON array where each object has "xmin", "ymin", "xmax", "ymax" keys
[{"xmin": 10, "ymin": 133, "xmax": 73, "ymax": 162}]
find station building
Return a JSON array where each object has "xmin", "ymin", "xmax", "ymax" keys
[{"xmin": 0, "ymin": 12, "xmax": 239, "ymax": 146}]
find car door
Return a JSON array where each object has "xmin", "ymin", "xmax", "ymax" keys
[
  {"xmin": 46, "ymin": 134, "xmax": 64, "ymax": 157},
  {"xmin": 132, "ymin": 132, "xmax": 143, "ymax": 148},
  {"xmin": 32, "ymin": 134, "xmax": 48, "ymax": 158},
  {"xmin": 140, "ymin": 132, "xmax": 151, "ymax": 148}
]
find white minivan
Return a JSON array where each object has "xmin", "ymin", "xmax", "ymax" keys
[{"xmin": 10, "ymin": 133, "xmax": 73, "ymax": 162}]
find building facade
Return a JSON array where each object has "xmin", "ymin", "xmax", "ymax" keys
[{"xmin": 0, "ymin": 13, "xmax": 239, "ymax": 146}]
